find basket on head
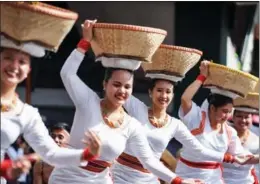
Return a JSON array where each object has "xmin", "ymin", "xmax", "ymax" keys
[
  {"xmin": 142, "ymin": 44, "xmax": 202, "ymax": 82},
  {"xmin": 92, "ymin": 23, "xmax": 167, "ymax": 63},
  {"xmin": 254, "ymin": 80, "xmax": 259, "ymax": 93},
  {"xmin": 203, "ymin": 63, "xmax": 258, "ymax": 99},
  {"xmin": 0, "ymin": 2, "xmax": 78, "ymax": 52},
  {"xmin": 233, "ymin": 92, "xmax": 259, "ymax": 114}
]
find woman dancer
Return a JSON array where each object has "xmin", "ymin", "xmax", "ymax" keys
[
  {"xmin": 0, "ymin": 36, "xmax": 101, "ymax": 183},
  {"xmin": 223, "ymin": 93, "xmax": 259, "ymax": 184},
  {"xmin": 49, "ymin": 20, "xmax": 203, "ymax": 184},
  {"xmin": 175, "ymin": 60, "xmax": 257, "ymax": 184},
  {"xmin": 111, "ymin": 54, "xmax": 249, "ymax": 183}
]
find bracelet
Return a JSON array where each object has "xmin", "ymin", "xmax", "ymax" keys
[
  {"xmin": 82, "ymin": 148, "xmax": 98, "ymax": 161},
  {"xmin": 196, "ymin": 74, "xmax": 206, "ymax": 83},
  {"xmin": 77, "ymin": 39, "xmax": 91, "ymax": 52},
  {"xmin": 0, "ymin": 160, "xmax": 12, "ymax": 180},
  {"xmin": 171, "ymin": 176, "xmax": 183, "ymax": 184},
  {"xmin": 223, "ymin": 153, "xmax": 235, "ymax": 163}
]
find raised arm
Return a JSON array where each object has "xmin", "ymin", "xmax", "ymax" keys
[
  {"xmin": 60, "ymin": 48, "xmax": 98, "ymax": 109},
  {"xmin": 128, "ymin": 118, "xmax": 201, "ymax": 184},
  {"xmin": 60, "ymin": 20, "xmax": 98, "ymax": 109},
  {"xmin": 181, "ymin": 61, "xmax": 209, "ymax": 116}
]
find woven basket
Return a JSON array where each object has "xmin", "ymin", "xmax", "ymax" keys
[
  {"xmin": 254, "ymin": 80, "xmax": 259, "ymax": 93},
  {"xmin": 233, "ymin": 92, "xmax": 259, "ymax": 111},
  {"xmin": 203, "ymin": 63, "xmax": 259, "ymax": 98},
  {"xmin": 92, "ymin": 23, "xmax": 167, "ymax": 62},
  {"xmin": 142, "ymin": 44, "xmax": 202, "ymax": 78},
  {"xmin": 0, "ymin": 2, "xmax": 78, "ymax": 52}
]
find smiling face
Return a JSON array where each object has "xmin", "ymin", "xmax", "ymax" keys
[
  {"xmin": 0, "ymin": 48, "xmax": 31, "ymax": 87},
  {"xmin": 233, "ymin": 110, "xmax": 253, "ymax": 132},
  {"xmin": 103, "ymin": 69, "xmax": 133, "ymax": 107},
  {"xmin": 149, "ymin": 79, "xmax": 174, "ymax": 110}
]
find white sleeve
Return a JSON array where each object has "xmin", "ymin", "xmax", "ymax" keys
[
  {"xmin": 23, "ymin": 111, "xmax": 84, "ymax": 167},
  {"xmin": 173, "ymin": 120, "xmax": 224, "ymax": 162},
  {"xmin": 60, "ymin": 49, "xmax": 99, "ymax": 109},
  {"xmin": 124, "ymin": 95, "xmax": 148, "ymax": 121},
  {"xmin": 127, "ymin": 119, "xmax": 177, "ymax": 183},
  {"xmin": 6, "ymin": 147, "xmax": 17, "ymax": 160},
  {"xmin": 178, "ymin": 101, "xmax": 202, "ymax": 130},
  {"xmin": 227, "ymin": 128, "xmax": 251, "ymax": 155}
]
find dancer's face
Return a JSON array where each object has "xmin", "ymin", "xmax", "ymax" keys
[
  {"xmin": 233, "ymin": 110, "xmax": 253, "ymax": 132},
  {"xmin": 0, "ymin": 48, "xmax": 31, "ymax": 86},
  {"xmin": 103, "ymin": 70, "xmax": 133, "ymax": 107},
  {"xmin": 210, "ymin": 103, "xmax": 233, "ymax": 124},
  {"xmin": 149, "ymin": 80, "xmax": 174, "ymax": 110}
]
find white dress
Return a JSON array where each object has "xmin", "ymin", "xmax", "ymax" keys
[
  {"xmin": 176, "ymin": 100, "xmax": 248, "ymax": 184},
  {"xmin": 223, "ymin": 127, "xmax": 259, "ymax": 184},
  {"xmin": 1, "ymin": 101, "xmax": 85, "ymax": 184},
  {"xmin": 49, "ymin": 49, "xmax": 179, "ymax": 184},
  {"xmin": 111, "ymin": 95, "xmax": 225, "ymax": 184}
]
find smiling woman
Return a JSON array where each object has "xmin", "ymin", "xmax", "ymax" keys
[
  {"xmin": 48, "ymin": 20, "xmax": 203, "ymax": 184},
  {"xmin": 103, "ymin": 68, "xmax": 134, "ymax": 107},
  {"xmin": 0, "ymin": 48, "xmax": 31, "ymax": 88},
  {"xmin": 0, "ymin": 2, "xmax": 101, "ymax": 182},
  {"xmin": 111, "ymin": 44, "xmax": 250, "ymax": 184}
]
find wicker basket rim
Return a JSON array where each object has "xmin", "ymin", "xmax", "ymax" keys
[
  {"xmin": 1, "ymin": 2, "xmax": 78, "ymax": 20},
  {"xmin": 93, "ymin": 23, "xmax": 167, "ymax": 35},
  {"xmin": 159, "ymin": 44, "xmax": 203, "ymax": 55},
  {"xmin": 209, "ymin": 63, "xmax": 259, "ymax": 81},
  {"xmin": 246, "ymin": 92, "xmax": 259, "ymax": 97}
]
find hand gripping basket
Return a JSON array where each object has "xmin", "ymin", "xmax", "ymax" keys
[
  {"xmin": 142, "ymin": 44, "xmax": 202, "ymax": 82},
  {"xmin": 0, "ymin": 2, "xmax": 78, "ymax": 52}
]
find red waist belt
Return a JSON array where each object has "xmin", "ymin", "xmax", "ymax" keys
[
  {"xmin": 251, "ymin": 168, "xmax": 259, "ymax": 184},
  {"xmin": 81, "ymin": 160, "xmax": 112, "ymax": 173},
  {"xmin": 117, "ymin": 152, "xmax": 150, "ymax": 173},
  {"xmin": 180, "ymin": 157, "xmax": 221, "ymax": 169}
]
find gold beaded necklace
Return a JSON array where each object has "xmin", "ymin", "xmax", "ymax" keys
[
  {"xmin": 148, "ymin": 108, "xmax": 169, "ymax": 128},
  {"xmin": 100, "ymin": 100, "xmax": 124, "ymax": 128},
  {"xmin": 1, "ymin": 93, "xmax": 18, "ymax": 112}
]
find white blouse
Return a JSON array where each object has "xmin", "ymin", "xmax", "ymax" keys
[
  {"xmin": 1, "ymin": 101, "xmax": 85, "ymax": 183},
  {"xmin": 49, "ymin": 49, "xmax": 177, "ymax": 184},
  {"xmin": 123, "ymin": 95, "xmax": 225, "ymax": 161},
  {"xmin": 223, "ymin": 127, "xmax": 259, "ymax": 184},
  {"xmin": 178, "ymin": 101, "xmax": 248, "ymax": 161},
  {"xmin": 111, "ymin": 96, "xmax": 225, "ymax": 183}
]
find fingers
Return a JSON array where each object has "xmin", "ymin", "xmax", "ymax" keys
[
  {"xmin": 82, "ymin": 131, "xmax": 101, "ymax": 149},
  {"xmin": 12, "ymin": 159, "xmax": 31, "ymax": 174},
  {"xmin": 82, "ymin": 19, "xmax": 97, "ymax": 28}
]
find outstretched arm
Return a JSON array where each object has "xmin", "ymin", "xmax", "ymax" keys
[{"xmin": 128, "ymin": 119, "xmax": 203, "ymax": 184}]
